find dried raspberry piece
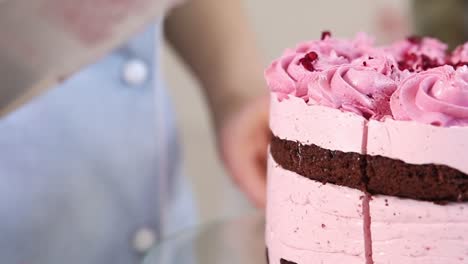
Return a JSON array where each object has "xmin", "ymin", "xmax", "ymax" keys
[
  {"xmin": 306, "ymin": 51, "xmax": 318, "ymax": 61},
  {"xmin": 321, "ymin": 30, "xmax": 332, "ymax": 40},
  {"xmin": 299, "ymin": 51, "xmax": 319, "ymax": 72},
  {"xmin": 407, "ymin": 35, "xmax": 422, "ymax": 45}
]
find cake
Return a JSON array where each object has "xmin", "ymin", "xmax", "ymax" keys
[{"xmin": 264, "ymin": 32, "xmax": 468, "ymax": 264}]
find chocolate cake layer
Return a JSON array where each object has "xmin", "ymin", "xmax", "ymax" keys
[
  {"xmin": 270, "ymin": 135, "xmax": 366, "ymax": 191},
  {"xmin": 280, "ymin": 259, "xmax": 297, "ymax": 264},
  {"xmin": 270, "ymin": 135, "xmax": 468, "ymax": 202}
]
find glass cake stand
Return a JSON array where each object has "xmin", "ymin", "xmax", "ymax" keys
[{"xmin": 142, "ymin": 213, "xmax": 266, "ymax": 264}]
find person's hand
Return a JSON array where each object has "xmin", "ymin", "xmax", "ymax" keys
[{"xmin": 218, "ymin": 95, "xmax": 270, "ymax": 209}]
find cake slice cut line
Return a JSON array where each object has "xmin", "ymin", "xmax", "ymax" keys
[
  {"xmin": 267, "ymin": 150, "xmax": 468, "ymax": 263},
  {"xmin": 270, "ymin": 135, "xmax": 468, "ymax": 202},
  {"xmin": 360, "ymin": 120, "xmax": 374, "ymax": 263},
  {"xmin": 362, "ymin": 194, "xmax": 373, "ymax": 264}
]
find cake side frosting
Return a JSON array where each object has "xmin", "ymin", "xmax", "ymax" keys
[
  {"xmin": 271, "ymin": 68, "xmax": 468, "ymax": 174},
  {"xmin": 270, "ymin": 94, "xmax": 366, "ymax": 153},
  {"xmin": 367, "ymin": 118, "xmax": 468, "ymax": 175},
  {"xmin": 266, "ymin": 154, "xmax": 366, "ymax": 263},
  {"xmin": 370, "ymin": 195, "xmax": 468, "ymax": 263},
  {"xmin": 270, "ymin": 94, "xmax": 468, "ymax": 201},
  {"xmin": 266, "ymin": 152, "xmax": 468, "ymax": 264},
  {"xmin": 390, "ymin": 65, "xmax": 468, "ymax": 126}
]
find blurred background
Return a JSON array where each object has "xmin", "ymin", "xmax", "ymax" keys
[{"xmin": 162, "ymin": 0, "xmax": 416, "ymax": 224}]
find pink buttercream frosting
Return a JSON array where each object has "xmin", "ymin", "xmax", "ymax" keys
[
  {"xmin": 305, "ymin": 55, "xmax": 399, "ymax": 119},
  {"xmin": 387, "ymin": 36, "xmax": 448, "ymax": 72},
  {"xmin": 390, "ymin": 65, "xmax": 468, "ymax": 126},
  {"xmin": 266, "ymin": 33, "xmax": 468, "ymax": 127},
  {"xmin": 451, "ymin": 43, "xmax": 468, "ymax": 66},
  {"xmin": 264, "ymin": 33, "xmax": 374, "ymax": 99}
]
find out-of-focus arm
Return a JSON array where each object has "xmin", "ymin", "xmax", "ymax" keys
[
  {"xmin": 164, "ymin": 0, "xmax": 269, "ymax": 208},
  {"xmin": 164, "ymin": 0, "xmax": 266, "ymax": 127}
]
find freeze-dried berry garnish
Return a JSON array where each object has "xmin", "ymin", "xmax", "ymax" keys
[
  {"xmin": 398, "ymin": 53, "xmax": 417, "ymax": 72},
  {"xmin": 420, "ymin": 54, "xmax": 440, "ymax": 70},
  {"xmin": 305, "ymin": 51, "xmax": 318, "ymax": 61},
  {"xmin": 452, "ymin": 61, "xmax": 468, "ymax": 69},
  {"xmin": 321, "ymin": 30, "xmax": 332, "ymax": 40},
  {"xmin": 299, "ymin": 51, "xmax": 319, "ymax": 71},
  {"xmin": 404, "ymin": 52, "xmax": 418, "ymax": 62},
  {"xmin": 448, "ymin": 60, "xmax": 468, "ymax": 69},
  {"xmin": 398, "ymin": 52, "xmax": 442, "ymax": 72},
  {"xmin": 407, "ymin": 35, "xmax": 422, "ymax": 45},
  {"xmin": 362, "ymin": 111, "xmax": 373, "ymax": 120}
]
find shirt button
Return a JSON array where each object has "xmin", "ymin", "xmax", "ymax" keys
[
  {"xmin": 122, "ymin": 59, "xmax": 149, "ymax": 86},
  {"xmin": 133, "ymin": 227, "xmax": 157, "ymax": 253}
]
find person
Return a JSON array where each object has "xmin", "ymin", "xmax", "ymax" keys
[{"xmin": 0, "ymin": 0, "xmax": 270, "ymax": 263}]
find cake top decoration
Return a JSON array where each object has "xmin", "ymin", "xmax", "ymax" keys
[{"xmin": 265, "ymin": 31, "xmax": 468, "ymax": 126}]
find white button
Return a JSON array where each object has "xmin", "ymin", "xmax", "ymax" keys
[
  {"xmin": 133, "ymin": 227, "xmax": 157, "ymax": 253},
  {"xmin": 122, "ymin": 59, "xmax": 148, "ymax": 86}
]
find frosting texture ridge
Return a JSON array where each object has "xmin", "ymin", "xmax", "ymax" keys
[
  {"xmin": 264, "ymin": 32, "xmax": 374, "ymax": 99},
  {"xmin": 391, "ymin": 65, "xmax": 468, "ymax": 126}
]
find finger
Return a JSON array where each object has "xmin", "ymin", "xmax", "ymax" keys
[
  {"xmin": 224, "ymin": 135, "xmax": 267, "ymax": 208},
  {"xmin": 236, "ymin": 101, "xmax": 270, "ymax": 208}
]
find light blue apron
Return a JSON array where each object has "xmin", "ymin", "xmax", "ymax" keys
[{"xmin": 0, "ymin": 21, "xmax": 196, "ymax": 264}]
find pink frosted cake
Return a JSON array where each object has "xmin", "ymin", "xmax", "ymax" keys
[{"xmin": 265, "ymin": 32, "xmax": 468, "ymax": 264}]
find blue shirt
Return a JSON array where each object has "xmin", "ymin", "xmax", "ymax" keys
[{"xmin": 0, "ymin": 22, "xmax": 196, "ymax": 264}]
